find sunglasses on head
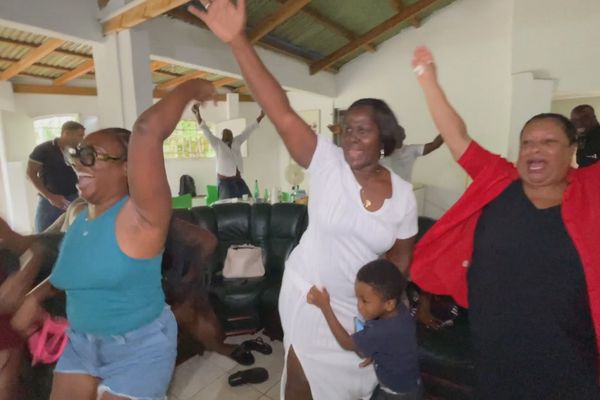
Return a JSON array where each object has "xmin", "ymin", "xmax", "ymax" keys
[{"xmin": 66, "ymin": 145, "xmax": 126, "ymax": 167}]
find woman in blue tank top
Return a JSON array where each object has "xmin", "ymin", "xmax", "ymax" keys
[{"xmin": 11, "ymin": 79, "xmax": 218, "ymax": 400}]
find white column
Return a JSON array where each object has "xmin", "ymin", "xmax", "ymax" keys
[
  {"xmin": 0, "ymin": 82, "xmax": 15, "ymax": 223},
  {"xmin": 508, "ymin": 72, "xmax": 555, "ymax": 161},
  {"xmin": 225, "ymin": 93, "xmax": 240, "ymax": 120},
  {"xmin": 93, "ymin": 29, "xmax": 153, "ymax": 130}
]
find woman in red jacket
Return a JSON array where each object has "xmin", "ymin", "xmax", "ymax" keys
[{"xmin": 410, "ymin": 47, "xmax": 600, "ymax": 399}]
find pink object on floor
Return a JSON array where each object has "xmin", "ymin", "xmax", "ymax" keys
[{"xmin": 27, "ymin": 313, "xmax": 69, "ymax": 365}]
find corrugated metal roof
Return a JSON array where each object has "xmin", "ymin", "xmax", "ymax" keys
[{"xmin": 1, "ymin": 0, "xmax": 456, "ymax": 92}]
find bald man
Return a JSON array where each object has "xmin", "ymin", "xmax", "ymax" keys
[{"xmin": 571, "ymin": 104, "xmax": 600, "ymax": 167}]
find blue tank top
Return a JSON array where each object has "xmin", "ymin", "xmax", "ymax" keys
[{"xmin": 50, "ymin": 196, "xmax": 165, "ymax": 335}]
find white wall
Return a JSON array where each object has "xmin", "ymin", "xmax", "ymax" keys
[
  {"xmin": 334, "ymin": 0, "xmax": 513, "ymax": 217},
  {"xmin": 512, "ymin": 0, "xmax": 600, "ymax": 98}
]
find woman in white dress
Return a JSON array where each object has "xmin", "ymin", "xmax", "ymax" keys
[{"xmin": 188, "ymin": 2, "xmax": 418, "ymax": 399}]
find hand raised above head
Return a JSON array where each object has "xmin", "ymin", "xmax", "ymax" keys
[
  {"xmin": 183, "ymin": 79, "xmax": 218, "ymax": 106},
  {"xmin": 188, "ymin": 0, "xmax": 247, "ymax": 45},
  {"xmin": 412, "ymin": 46, "xmax": 437, "ymax": 84}
]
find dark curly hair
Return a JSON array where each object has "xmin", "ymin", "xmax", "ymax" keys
[
  {"xmin": 348, "ymin": 98, "xmax": 403, "ymax": 156},
  {"xmin": 356, "ymin": 259, "xmax": 407, "ymax": 304}
]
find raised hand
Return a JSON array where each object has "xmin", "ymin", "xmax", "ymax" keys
[
  {"xmin": 188, "ymin": 0, "xmax": 247, "ymax": 45},
  {"xmin": 185, "ymin": 79, "xmax": 218, "ymax": 105},
  {"xmin": 192, "ymin": 103, "xmax": 203, "ymax": 123},
  {"xmin": 412, "ymin": 46, "xmax": 437, "ymax": 85}
]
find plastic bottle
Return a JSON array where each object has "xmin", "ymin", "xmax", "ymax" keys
[{"xmin": 254, "ymin": 180, "xmax": 260, "ymax": 200}]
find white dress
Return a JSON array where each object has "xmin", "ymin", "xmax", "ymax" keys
[{"xmin": 279, "ymin": 137, "xmax": 418, "ymax": 399}]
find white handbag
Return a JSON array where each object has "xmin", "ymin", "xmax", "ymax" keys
[{"xmin": 222, "ymin": 244, "xmax": 265, "ymax": 279}]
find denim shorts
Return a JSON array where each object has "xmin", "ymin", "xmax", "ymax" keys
[{"xmin": 55, "ymin": 306, "xmax": 177, "ymax": 400}]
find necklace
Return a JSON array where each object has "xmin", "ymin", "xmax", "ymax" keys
[{"xmin": 360, "ymin": 167, "xmax": 382, "ymax": 209}]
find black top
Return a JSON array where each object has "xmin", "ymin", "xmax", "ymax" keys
[
  {"xmin": 29, "ymin": 139, "xmax": 78, "ymax": 197},
  {"xmin": 468, "ymin": 180, "xmax": 599, "ymax": 400},
  {"xmin": 577, "ymin": 125, "xmax": 600, "ymax": 167},
  {"xmin": 352, "ymin": 305, "xmax": 420, "ymax": 393}
]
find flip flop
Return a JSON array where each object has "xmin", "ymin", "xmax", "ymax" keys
[
  {"xmin": 228, "ymin": 367, "xmax": 269, "ymax": 387},
  {"xmin": 241, "ymin": 337, "xmax": 273, "ymax": 355},
  {"xmin": 229, "ymin": 345, "xmax": 255, "ymax": 366}
]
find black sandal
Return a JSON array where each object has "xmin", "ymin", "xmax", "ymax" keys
[
  {"xmin": 228, "ymin": 367, "xmax": 269, "ymax": 387},
  {"xmin": 229, "ymin": 345, "xmax": 255, "ymax": 366},
  {"xmin": 241, "ymin": 337, "xmax": 273, "ymax": 355}
]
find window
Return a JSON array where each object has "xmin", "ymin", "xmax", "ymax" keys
[
  {"xmin": 163, "ymin": 119, "xmax": 216, "ymax": 159},
  {"xmin": 33, "ymin": 114, "xmax": 79, "ymax": 145}
]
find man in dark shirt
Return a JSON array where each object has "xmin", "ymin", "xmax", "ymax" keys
[
  {"xmin": 27, "ymin": 121, "xmax": 84, "ymax": 232},
  {"xmin": 570, "ymin": 104, "xmax": 600, "ymax": 167}
]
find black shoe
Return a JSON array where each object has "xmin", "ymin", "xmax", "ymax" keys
[
  {"xmin": 242, "ymin": 337, "xmax": 273, "ymax": 355},
  {"xmin": 228, "ymin": 367, "xmax": 269, "ymax": 387},
  {"xmin": 229, "ymin": 345, "xmax": 255, "ymax": 366}
]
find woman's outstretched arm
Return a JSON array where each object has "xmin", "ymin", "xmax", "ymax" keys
[
  {"xmin": 189, "ymin": 0, "xmax": 317, "ymax": 168},
  {"xmin": 412, "ymin": 46, "xmax": 471, "ymax": 160}
]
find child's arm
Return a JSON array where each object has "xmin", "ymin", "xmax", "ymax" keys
[{"xmin": 307, "ymin": 286, "xmax": 358, "ymax": 352}]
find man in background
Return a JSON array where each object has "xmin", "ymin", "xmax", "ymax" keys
[
  {"xmin": 192, "ymin": 105, "xmax": 265, "ymax": 199},
  {"xmin": 27, "ymin": 121, "xmax": 84, "ymax": 232},
  {"xmin": 570, "ymin": 104, "xmax": 600, "ymax": 167}
]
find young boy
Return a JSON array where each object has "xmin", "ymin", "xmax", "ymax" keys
[{"xmin": 307, "ymin": 259, "xmax": 422, "ymax": 400}]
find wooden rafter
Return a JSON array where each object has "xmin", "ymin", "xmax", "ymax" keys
[
  {"xmin": 156, "ymin": 70, "xmax": 208, "ymax": 90},
  {"xmin": 103, "ymin": 0, "xmax": 189, "ymax": 34},
  {"xmin": 274, "ymin": 0, "xmax": 376, "ymax": 53},
  {"xmin": 0, "ymin": 37, "xmax": 92, "ymax": 60},
  {"xmin": 212, "ymin": 77, "xmax": 239, "ymax": 88},
  {"xmin": 248, "ymin": 0, "xmax": 311, "ymax": 43},
  {"xmin": 150, "ymin": 60, "xmax": 169, "ymax": 72},
  {"xmin": 0, "ymin": 38, "xmax": 65, "ymax": 81},
  {"xmin": 310, "ymin": 0, "xmax": 438, "ymax": 74},
  {"xmin": 13, "ymin": 84, "xmax": 97, "ymax": 96},
  {"xmin": 391, "ymin": 0, "xmax": 422, "ymax": 27},
  {"xmin": 53, "ymin": 59, "xmax": 95, "ymax": 86},
  {"xmin": 0, "ymin": 56, "xmax": 94, "ymax": 75}
]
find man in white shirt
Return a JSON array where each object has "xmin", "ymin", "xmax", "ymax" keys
[{"xmin": 192, "ymin": 105, "xmax": 265, "ymax": 199}]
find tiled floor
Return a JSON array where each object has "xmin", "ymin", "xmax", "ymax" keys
[{"xmin": 168, "ymin": 333, "xmax": 284, "ymax": 400}]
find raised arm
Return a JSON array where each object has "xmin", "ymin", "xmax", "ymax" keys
[
  {"xmin": 126, "ymin": 80, "xmax": 217, "ymax": 236},
  {"xmin": 413, "ymin": 47, "xmax": 471, "ymax": 160},
  {"xmin": 189, "ymin": 0, "xmax": 316, "ymax": 168},
  {"xmin": 422, "ymin": 134, "xmax": 444, "ymax": 156},
  {"xmin": 192, "ymin": 104, "xmax": 221, "ymax": 150}
]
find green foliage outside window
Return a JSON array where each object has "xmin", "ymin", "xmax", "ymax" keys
[{"xmin": 163, "ymin": 119, "xmax": 216, "ymax": 159}]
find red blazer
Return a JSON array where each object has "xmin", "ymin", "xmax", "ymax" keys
[{"xmin": 411, "ymin": 141, "xmax": 600, "ymax": 375}]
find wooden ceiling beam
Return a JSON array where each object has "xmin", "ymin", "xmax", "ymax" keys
[
  {"xmin": 53, "ymin": 59, "xmax": 95, "ymax": 86},
  {"xmin": 103, "ymin": 0, "xmax": 189, "ymax": 34},
  {"xmin": 150, "ymin": 60, "xmax": 169, "ymax": 72},
  {"xmin": 0, "ymin": 38, "xmax": 65, "ymax": 81},
  {"xmin": 0, "ymin": 56, "xmax": 94, "ymax": 75},
  {"xmin": 248, "ymin": 0, "xmax": 311, "ymax": 43},
  {"xmin": 310, "ymin": 0, "xmax": 438, "ymax": 74},
  {"xmin": 156, "ymin": 70, "xmax": 208, "ymax": 90},
  {"xmin": 274, "ymin": 0, "xmax": 376, "ymax": 53},
  {"xmin": 13, "ymin": 84, "xmax": 97, "ymax": 96},
  {"xmin": 0, "ymin": 37, "xmax": 92, "ymax": 60},
  {"xmin": 391, "ymin": 0, "xmax": 422, "ymax": 27},
  {"xmin": 212, "ymin": 77, "xmax": 239, "ymax": 88}
]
